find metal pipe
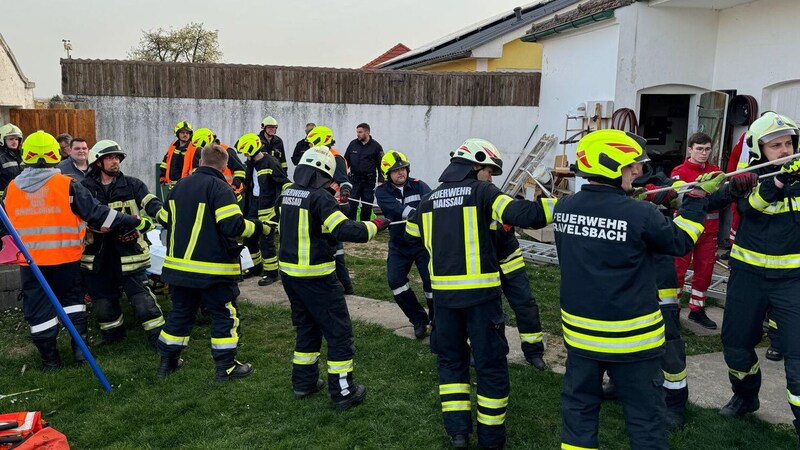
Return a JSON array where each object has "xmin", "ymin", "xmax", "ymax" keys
[{"xmin": 642, "ymin": 153, "xmax": 800, "ymax": 195}]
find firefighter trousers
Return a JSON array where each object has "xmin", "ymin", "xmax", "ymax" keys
[
  {"xmin": 84, "ymin": 267, "xmax": 164, "ymax": 343},
  {"xmin": 500, "ymin": 268, "xmax": 544, "ymax": 358},
  {"xmin": 561, "ymin": 353, "xmax": 667, "ymax": 449},
  {"xmin": 282, "ymin": 272, "xmax": 357, "ymax": 401},
  {"xmin": 346, "ymin": 178, "xmax": 375, "ymax": 221},
  {"xmin": 157, "ymin": 282, "xmax": 241, "ymax": 368},
  {"xmin": 387, "ymin": 245, "xmax": 432, "ymax": 327},
  {"xmin": 722, "ymin": 269, "xmax": 800, "ymax": 435},
  {"xmin": 675, "ymin": 232, "xmax": 717, "ymax": 311},
  {"xmin": 432, "ymin": 299, "xmax": 509, "ymax": 449},
  {"xmin": 660, "ymin": 303, "xmax": 687, "ymax": 418},
  {"xmin": 244, "ymin": 197, "xmax": 278, "ymax": 276},
  {"xmin": 334, "ymin": 241, "xmax": 353, "ymax": 292},
  {"xmin": 21, "ymin": 261, "xmax": 86, "ymax": 344}
]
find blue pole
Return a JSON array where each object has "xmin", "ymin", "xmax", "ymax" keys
[{"xmin": 0, "ymin": 206, "xmax": 113, "ymax": 392}]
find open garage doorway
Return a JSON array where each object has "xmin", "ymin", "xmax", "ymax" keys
[{"xmin": 638, "ymin": 94, "xmax": 690, "ymax": 177}]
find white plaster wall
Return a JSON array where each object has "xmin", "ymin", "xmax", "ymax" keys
[
  {"xmin": 84, "ymin": 96, "xmax": 539, "ymax": 192},
  {"xmin": 714, "ymin": 0, "xmax": 800, "ymax": 120},
  {"xmin": 0, "ymin": 46, "xmax": 34, "ymax": 123},
  {"xmin": 536, "ymin": 23, "xmax": 620, "ymax": 168},
  {"xmin": 614, "ymin": 4, "xmax": 719, "ymax": 110}
]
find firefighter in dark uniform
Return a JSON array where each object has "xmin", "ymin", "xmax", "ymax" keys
[
  {"xmin": 493, "ymin": 223, "xmax": 546, "ymax": 370},
  {"xmin": 718, "ymin": 112, "xmax": 800, "ymax": 446},
  {"xmin": 80, "ymin": 140, "xmax": 165, "ymax": 347},
  {"xmin": 0, "ymin": 123, "xmax": 24, "ymax": 197},
  {"xmin": 344, "ymin": 123, "xmax": 384, "ymax": 221},
  {"xmin": 375, "ymin": 150, "xmax": 433, "ymax": 338},
  {"xmin": 553, "ymin": 129, "xmax": 723, "ymax": 450},
  {"xmin": 258, "ymin": 116, "xmax": 287, "ymax": 171},
  {"xmin": 236, "ymin": 133, "xmax": 291, "ymax": 286},
  {"xmin": 306, "ymin": 126, "xmax": 355, "ymax": 294},
  {"xmin": 279, "ymin": 146, "xmax": 390, "ymax": 410},
  {"xmin": 155, "ymin": 143, "xmax": 264, "ymax": 382},
  {"xmin": 631, "ymin": 164, "xmax": 688, "ymax": 431},
  {"xmin": 290, "ymin": 122, "xmax": 316, "ymax": 166},
  {"xmin": 406, "ymin": 138, "xmax": 556, "ymax": 449},
  {"xmin": 185, "ymin": 128, "xmax": 247, "ymax": 202},
  {"xmin": 159, "ymin": 121, "xmax": 193, "ymax": 190},
  {"xmin": 4, "ymin": 131, "xmax": 147, "ymax": 371}
]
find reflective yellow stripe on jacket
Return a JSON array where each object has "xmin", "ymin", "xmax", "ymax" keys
[
  {"xmin": 730, "ymin": 244, "xmax": 800, "ymax": 269},
  {"xmin": 561, "ymin": 309, "xmax": 665, "ymax": 355}
]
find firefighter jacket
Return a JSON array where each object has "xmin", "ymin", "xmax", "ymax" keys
[
  {"xmin": 80, "ymin": 172, "xmax": 163, "ymax": 274},
  {"xmin": 492, "ymin": 224, "xmax": 525, "ymax": 275},
  {"xmin": 159, "ymin": 140, "xmax": 191, "ymax": 184},
  {"xmin": 291, "ymin": 139, "xmax": 310, "ymax": 166},
  {"xmin": 671, "ymin": 158, "xmax": 721, "ymax": 233},
  {"xmin": 258, "ymin": 131, "xmax": 287, "ymax": 170},
  {"xmin": 731, "ymin": 168, "xmax": 800, "ymax": 279},
  {"xmin": 187, "ymin": 144, "xmax": 247, "ymax": 193},
  {"xmin": 0, "ymin": 144, "xmax": 23, "ymax": 197},
  {"xmin": 375, "ymin": 177, "xmax": 431, "ymax": 249},
  {"xmin": 405, "ymin": 174, "xmax": 556, "ymax": 308},
  {"xmin": 157, "ymin": 166, "xmax": 261, "ymax": 288},
  {"xmin": 345, "ymin": 137, "xmax": 384, "ymax": 182},
  {"xmin": 4, "ymin": 168, "xmax": 139, "ymax": 266},
  {"xmin": 278, "ymin": 180, "xmax": 378, "ymax": 278},
  {"xmin": 243, "ymin": 152, "xmax": 291, "ymax": 222},
  {"xmin": 553, "ymin": 184, "xmax": 708, "ymax": 362}
]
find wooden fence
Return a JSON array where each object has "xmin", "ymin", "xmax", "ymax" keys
[
  {"xmin": 10, "ymin": 108, "xmax": 96, "ymax": 147},
  {"xmin": 61, "ymin": 59, "xmax": 540, "ymax": 107}
]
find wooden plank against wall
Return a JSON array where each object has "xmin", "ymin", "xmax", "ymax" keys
[
  {"xmin": 61, "ymin": 59, "xmax": 541, "ymax": 107},
  {"xmin": 10, "ymin": 109, "xmax": 97, "ymax": 148}
]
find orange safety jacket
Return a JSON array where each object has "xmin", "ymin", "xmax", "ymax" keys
[
  {"xmin": 184, "ymin": 143, "xmax": 243, "ymax": 195},
  {"xmin": 164, "ymin": 141, "xmax": 195, "ymax": 184},
  {"xmin": 5, "ymin": 175, "xmax": 86, "ymax": 266}
]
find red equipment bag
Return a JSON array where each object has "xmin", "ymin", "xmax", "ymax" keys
[{"xmin": 0, "ymin": 411, "xmax": 69, "ymax": 449}]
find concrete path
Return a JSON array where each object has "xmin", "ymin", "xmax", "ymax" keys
[{"xmin": 237, "ymin": 277, "xmax": 792, "ymax": 424}]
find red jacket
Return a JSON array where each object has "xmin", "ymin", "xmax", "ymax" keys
[{"xmin": 671, "ymin": 158, "xmax": 720, "ymax": 233}]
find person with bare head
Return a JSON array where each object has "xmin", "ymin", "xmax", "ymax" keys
[
  {"xmin": 56, "ymin": 133, "xmax": 73, "ymax": 159},
  {"xmin": 156, "ymin": 142, "xmax": 264, "ymax": 382},
  {"xmin": 344, "ymin": 123, "xmax": 384, "ymax": 221},
  {"xmin": 57, "ymin": 138, "xmax": 90, "ymax": 181},
  {"xmin": 291, "ymin": 122, "xmax": 317, "ymax": 166}
]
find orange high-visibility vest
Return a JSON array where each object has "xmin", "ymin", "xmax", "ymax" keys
[
  {"xmin": 182, "ymin": 143, "xmax": 241, "ymax": 192},
  {"xmin": 5, "ymin": 174, "xmax": 86, "ymax": 266},
  {"xmin": 165, "ymin": 141, "xmax": 194, "ymax": 183}
]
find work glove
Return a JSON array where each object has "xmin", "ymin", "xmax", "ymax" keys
[
  {"xmin": 261, "ymin": 219, "xmax": 278, "ymax": 235},
  {"xmin": 232, "ymin": 178, "xmax": 243, "ymax": 192},
  {"xmin": 633, "ymin": 184, "xmax": 678, "ymax": 207},
  {"xmin": 371, "ymin": 217, "xmax": 391, "ymax": 232},
  {"xmin": 776, "ymin": 159, "xmax": 800, "ymax": 184},
  {"xmin": 118, "ymin": 228, "xmax": 140, "ymax": 243},
  {"xmin": 339, "ymin": 185, "xmax": 351, "ymax": 204},
  {"xmin": 729, "ymin": 172, "xmax": 759, "ymax": 198},
  {"xmin": 135, "ymin": 216, "xmax": 154, "ymax": 232},
  {"xmin": 686, "ymin": 171, "xmax": 726, "ymax": 198},
  {"xmin": 159, "ymin": 176, "xmax": 168, "ymax": 185}
]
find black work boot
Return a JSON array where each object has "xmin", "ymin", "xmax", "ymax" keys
[
  {"xmin": 688, "ymin": 307, "xmax": 717, "ymax": 330},
  {"xmin": 450, "ymin": 434, "xmax": 469, "ymax": 448},
  {"xmin": 242, "ymin": 265, "xmax": 262, "ymax": 279},
  {"xmin": 766, "ymin": 346, "xmax": 783, "ymax": 361},
  {"xmin": 215, "ymin": 360, "xmax": 253, "ymax": 382},
  {"xmin": 719, "ymin": 395, "xmax": 760, "ymax": 417},
  {"xmin": 525, "ymin": 354, "xmax": 547, "ymax": 370},
  {"xmin": 332, "ymin": 384, "xmax": 367, "ymax": 411},
  {"xmin": 294, "ymin": 378, "xmax": 325, "ymax": 400},
  {"xmin": 666, "ymin": 410, "xmax": 686, "ymax": 432},
  {"xmin": 146, "ymin": 328, "xmax": 162, "ymax": 350},
  {"xmin": 71, "ymin": 334, "xmax": 90, "ymax": 364},
  {"xmin": 413, "ymin": 320, "xmax": 429, "ymax": 339},
  {"xmin": 34, "ymin": 340, "xmax": 62, "ymax": 372},
  {"xmin": 258, "ymin": 275, "xmax": 279, "ymax": 287},
  {"xmin": 99, "ymin": 327, "xmax": 127, "ymax": 346},
  {"xmin": 156, "ymin": 356, "xmax": 185, "ymax": 378}
]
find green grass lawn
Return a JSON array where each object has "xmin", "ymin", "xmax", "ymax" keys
[
  {"xmin": 0, "ymin": 301, "xmax": 795, "ymax": 449},
  {"xmin": 347, "ymin": 246, "xmax": 724, "ymax": 357}
]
